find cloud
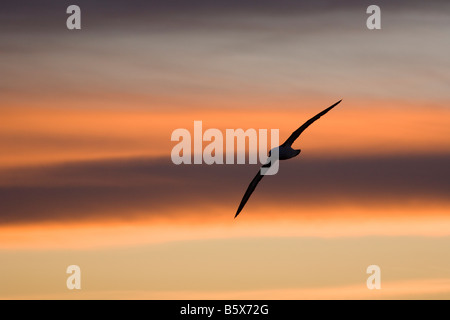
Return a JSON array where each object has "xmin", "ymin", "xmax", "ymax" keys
[
  {"xmin": 2, "ymin": 1, "xmax": 449, "ymax": 106},
  {"xmin": 0, "ymin": 153, "xmax": 448, "ymax": 224}
]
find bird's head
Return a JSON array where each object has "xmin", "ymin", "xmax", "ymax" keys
[{"xmin": 268, "ymin": 147, "xmax": 278, "ymax": 157}]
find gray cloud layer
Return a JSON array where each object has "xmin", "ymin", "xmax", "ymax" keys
[
  {"xmin": 2, "ymin": 1, "xmax": 448, "ymax": 34},
  {"xmin": 2, "ymin": 0, "xmax": 449, "ymax": 106},
  {"xmin": 0, "ymin": 154, "xmax": 449, "ymax": 224}
]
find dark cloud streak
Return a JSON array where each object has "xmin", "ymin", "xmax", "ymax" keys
[
  {"xmin": 0, "ymin": 153, "xmax": 449, "ymax": 224},
  {"xmin": 1, "ymin": 0, "xmax": 447, "ymax": 32}
]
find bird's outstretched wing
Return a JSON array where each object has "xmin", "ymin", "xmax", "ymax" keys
[
  {"xmin": 235, "ymin": 162, "xmax": 272, "ymax": 218},
  {"xmin": 281, "ymin": 99, "xmax": 342, "ymax": 147}
]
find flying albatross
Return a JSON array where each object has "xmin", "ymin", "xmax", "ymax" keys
[{"xmin": 234, "ymin": 99, "xmax": 342, "ymax": 218}]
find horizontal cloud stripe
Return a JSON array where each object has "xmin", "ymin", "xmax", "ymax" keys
[{"xmin": 0, "ymin": 153, "xmax": 448, "ymax": 224}]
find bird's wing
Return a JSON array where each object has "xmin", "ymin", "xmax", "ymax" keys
[
  {"xmin": 281, "ymin": 99, "xmax": 342, "ymax": 147},
  {"xmin": 235, "ymin": 162, "xmax": 271, "ymax": 218}
]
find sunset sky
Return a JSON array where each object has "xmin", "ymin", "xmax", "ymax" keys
[{"xmin": 1, "ymin": 0, "xmax": 449, "ymax": 299}]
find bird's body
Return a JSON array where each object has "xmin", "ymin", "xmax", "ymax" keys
[
  {"xmin": 234, "ymin": 99, "xmax": 342, "ymax": 218},
  {"xmin": 270, "ymin": 145, "xmax": 301, "ymax": 160}
]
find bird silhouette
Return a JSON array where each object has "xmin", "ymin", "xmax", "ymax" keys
[{"xmin": 234, "ymin": 99, "xmax": 342, "ymax": 218}]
